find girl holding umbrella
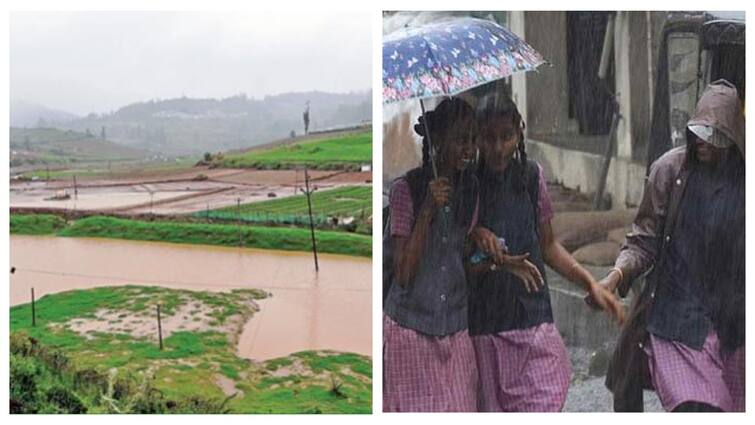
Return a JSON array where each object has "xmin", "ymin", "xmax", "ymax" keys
[{"xmin": 383, "ymin": 97, "xmax": 480, "ymax": 412}]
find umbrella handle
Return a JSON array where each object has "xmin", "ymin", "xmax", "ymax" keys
[
  {"xmin": 419, "ymin": 98, "xmax": 450, "ymax": 232},
  {"xmin": 419, "ymin": 98, "xmax": 439, "ymax": 179}
]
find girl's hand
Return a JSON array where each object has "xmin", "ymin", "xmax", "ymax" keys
[
  {"xmin": 471, "ymin": 226, "xmax": 505, "ymax": 262},
  {"xmin": 584, "ymin": 269, "xmax": 622, "ymax": 310},
  {"xmin": 428, "ymin": 177, "xmax": 451, "ymax": 207},
  {"xmin": 587, "ymin": 281, "xmax": 626, "ymax": 325},
  {"xmin": 498, "ymin": 253, "xmax": 544, "ymax": 293}
]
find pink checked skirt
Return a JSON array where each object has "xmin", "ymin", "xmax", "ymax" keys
[
  {"xmin": 646, "ymin": 331, "xmax": 745, "ymax": 412},
  {"xmin": 472, "ymin": 322, "xmax": 571, "ymax": 412},
  {"xmin": 383, "ymin": 315, "xmax": 478, "ymax": 412}
]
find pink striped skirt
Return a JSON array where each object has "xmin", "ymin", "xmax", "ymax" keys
[
  {"xmin": 471, "ymin": 322, "xmax": 571, "ymax": 412},
  {"xmin": 646, "ymin": 331, "xmax": 745, "ymax": 412},
  {"xmin": 383, "ymin": 315, "xmax": 478, "ymax": 412}
]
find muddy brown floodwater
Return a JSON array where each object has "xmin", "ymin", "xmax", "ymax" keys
[{"xmin": 9, "ymin": 235, "xmax": 372, "ymax": 360}]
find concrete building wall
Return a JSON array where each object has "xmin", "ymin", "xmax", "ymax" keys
[
  {"xmin": 522, "ymin": 12, "xmax": 575, "ymax": 136},
  {"xmin": 512, "ymin": 11, "xmax": 667, "ymax": 208},
  {"xmin": 527, "ymin": 139, "xmax": 646, "ymax": 207}
]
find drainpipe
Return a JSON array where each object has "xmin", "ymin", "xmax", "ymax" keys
[{"xmin": 593, "ymin": 12, "xmax": 621, "ymax": 210}]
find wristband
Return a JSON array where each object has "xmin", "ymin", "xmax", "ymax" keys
[{"xmin": 609, "ymin": 267, "xmax": 624, "ymax": 286}]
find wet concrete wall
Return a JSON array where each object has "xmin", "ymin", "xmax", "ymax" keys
[
  {"xmin": 527, "ymin": 138, "xmax": 646, "ymax": 207},
  {"xmin": 522, "ymin": 11, "xmax": 575, "ymax": 136}
]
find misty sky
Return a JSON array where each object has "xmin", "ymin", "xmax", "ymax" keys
[{"xmin": 10, "ymin": 11, "xmax": 372, "ymax": 116}]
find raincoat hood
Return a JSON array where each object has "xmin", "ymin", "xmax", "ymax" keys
[{"xmin": 687, "ymin": 79, "xmax": 745, "ymax": 156}]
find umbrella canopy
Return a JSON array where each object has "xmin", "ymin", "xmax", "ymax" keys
[{"xmin": 383, "ymin": 17, "xmax": 546, "ymax": 104}]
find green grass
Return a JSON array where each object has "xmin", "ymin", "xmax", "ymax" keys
[
  {"xmin": 218, "ymin": 131, "xmax": 371, "ymax": 170},
  {"xmin": 199, "ymin": 185, "xmax": 372, "ymax": 231},
  {"xmin": 10, "ymin": 214, "xmax": 67, "ymax": 235},
  {"xmin": 60, "ymin": 216, "xmax": 372, "ymax": 257},
  {"xmin": 10, "ymin": 214, "xmax": 372, "ymax": 257},
  {"xmin": 10, "ymin": 286, "xmax": 371, "ymax": 413}
]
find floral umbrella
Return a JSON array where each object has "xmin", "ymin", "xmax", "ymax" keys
[
  {"xmin": 383, "ymin": 17, "xmax": 545, "ymax": 176},
  {"xmin": 383, "ymin": 17, "xmax": 545, "ymax": 104}
]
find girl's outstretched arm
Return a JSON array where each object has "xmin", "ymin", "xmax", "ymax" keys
[{"xmin": 540, "ymin": 219, "xmax": 625, "ymax": 325}]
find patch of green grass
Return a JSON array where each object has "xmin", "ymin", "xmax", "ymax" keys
[
  {"xmin": 198, "ymin": 185, "xmax": 372, "ymax": 234},
  {"xmin": 220, "ymin": 363, "xmax": 239, "ymax": 380},
  {"xmin": 11, "ymin": 212, "xmax": 372, "ymax": 257},
  {"xmin": 57, "ymin": 215, "xmax": 371, "ymax": 257},
  {"xmin": 230, "ymin": 383, "xmax": 370, "ymax": 414},
  {"xmin": 10, "ymin": 214, "xmax": 67, "ymax": 235},
  {"xmin": 219, "ymin": 131, "xmax": 371, "ymax": 170},
  {"xmin": 293, "ymin": 351, "xmax": 372, "ymax": 378},
  {"xmin": 264, "ymin": 357, "xmax": 293, "ymax": 371}
]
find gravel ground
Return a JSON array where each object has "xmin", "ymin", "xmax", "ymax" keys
[{"xmin": 564, "ymin": 345, "xmax": 663, "ymax": 412}]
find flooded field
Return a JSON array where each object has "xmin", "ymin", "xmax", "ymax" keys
[
  {"xmin": 10, "ymin": 235, "xmax": 371, "ymax": 360},
  {"xmin": 10, "ymin": 169, "xmax": 372, "ymax": 215}
]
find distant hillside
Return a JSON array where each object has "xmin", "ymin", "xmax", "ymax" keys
[
  {"xmin": 10, "ymin": 100, "xmax": 80, "ymax": 128},
  {"xmin": 9, "ymin": 127, "xmax": 150, "ymax": 167},
  {"xmin": 55, "ymin": 91, "xmax": 372, "ymax": 156}
]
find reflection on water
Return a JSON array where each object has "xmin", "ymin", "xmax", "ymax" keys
[{"xmin": 9, "ymin": 235, "xmax": 371, "ymax": 360}]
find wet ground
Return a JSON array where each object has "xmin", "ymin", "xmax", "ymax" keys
[
  {"xmin": 565, "ymin": 345, "xmax": 663, "ymax": 412},
  {"xmin": 10, "ymin": 235, "xmax": 371, "ymax": 360}
]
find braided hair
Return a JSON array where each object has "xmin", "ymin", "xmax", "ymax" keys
[{"xmin": 405, "ymin": 97, "xmax": 478, "ymax": 228}]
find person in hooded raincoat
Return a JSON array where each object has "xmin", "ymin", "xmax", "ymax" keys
[{"xmin": 600, "ymin": 79, "xmax": 745, "ymax": 412}]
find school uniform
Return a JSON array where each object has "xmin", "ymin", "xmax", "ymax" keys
[
  {"xmin": 469, "ymin": 161, "xmax": 571, "ymax": 412},
  {"xmin": 383, "ymin": 174, "xmax": 479, "ymax": 412},
  {"xmin": 607, "ymin": 81, "xmax": 745, "ymax": 412}
]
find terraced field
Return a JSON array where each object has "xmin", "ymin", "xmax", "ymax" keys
[
  {"xmin": 217, "ymin": 131, "xmax": 371, "ymax": 170},
  {"xmin": 221, "ymin": 185, "xmax": 370, "ymax": 217},
  {"xmin": 198, "ymin": 185, "xmax": 372, "ymax": 232}
]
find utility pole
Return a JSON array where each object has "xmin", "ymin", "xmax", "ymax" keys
[
  {"xmin": 31, "ymin": 287, "xmax": 36, "ymax": 327},
  {"xmin": 302, "ymin": 166, "xmax": 319, "ymax": 271},
  {"xmin": 73, "ymin": 175, "xmax": 78, "ymax": 200},
  {"xmin": 156, "ymin": 304, "xmax": 163, "ymax": 350},
  {"xmin": 237, "ymin": 197, "xmax": 243, "ymax": 247}
]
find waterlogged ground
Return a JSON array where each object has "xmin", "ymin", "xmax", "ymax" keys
[
  {"xmin": 10, "ymin": 286, "xmax": 371, "ymax": 413},
  {"xmin": 10, "ymin": 235, "xmax": 372, "ymax": 359}
]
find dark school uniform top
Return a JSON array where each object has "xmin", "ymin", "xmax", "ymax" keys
[
  {"xmin": 384, "ymin": 175, "xmax": 478, "ymax": 336},
  {"xmin": 647, "ymin": 162, "xmax": 745, "ymax": 350},
  {"xmin": 468, "ymin": 161, "xmax": 556, "ymax": 336}
]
